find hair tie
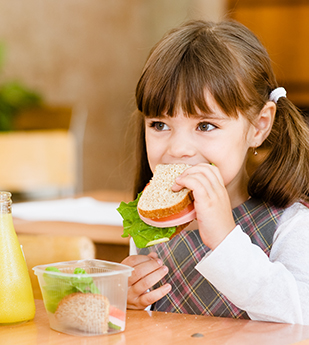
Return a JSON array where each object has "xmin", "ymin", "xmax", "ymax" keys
[{"xmin": 269, "ymin": 87, "xmax": 287, "ymax": 103}]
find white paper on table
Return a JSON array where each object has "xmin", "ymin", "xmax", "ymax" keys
[{"xmin": 12, "ymin": 197, "xmax": 123, "ymax": 225}]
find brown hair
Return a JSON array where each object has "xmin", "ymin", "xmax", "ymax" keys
[{"xmin": 133, "ymin": 20, "xmax": 309, "ymax": 207}]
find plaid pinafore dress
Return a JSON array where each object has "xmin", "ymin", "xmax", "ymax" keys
[{"xmin": 137, "ymin": 198, "xmax": 284, "ymax": 319}]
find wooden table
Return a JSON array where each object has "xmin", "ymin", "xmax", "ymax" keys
[
  {"xmin": 1, "ymin": 300, "xmax": 309, "ymax": 345},
  {"xmin": 13, "ymin": 190, "xmax": 132, "ymax": 262}
]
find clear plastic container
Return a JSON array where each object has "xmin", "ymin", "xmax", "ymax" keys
[{"xmin": 33, "ymin": 259, "xmax": 133, "ymax": 336}]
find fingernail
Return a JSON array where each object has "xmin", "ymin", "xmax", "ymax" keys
[
  {"xmin": 162, "ymin": 265, "xmax": 168, "ymax": 273},
  {"xmin": 164, "ymin": 283, "xmax": 171, "ymax": 292},
  {"xmin": 156, "ymin": 259, "xmax": 163, "ymax": 266},
  {"xmin": 172, "ymin": 183, "xmax": 180, "ymax": 192}
]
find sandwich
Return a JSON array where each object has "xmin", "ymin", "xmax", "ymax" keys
[
  {"xmin": 55, "ymin": 292, "xmax": 110, "ymax": 334},
  {"xmin": 117, "ymin": 164, "xmax": 195, "ymax": 248}
]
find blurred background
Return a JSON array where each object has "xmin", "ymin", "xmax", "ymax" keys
[{"xmin": 0, "ymin": 0, "xmax": 307, "ymax": 201}]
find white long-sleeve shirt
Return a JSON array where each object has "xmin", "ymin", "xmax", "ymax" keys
[{"xmin": 130, "ymin": 202, "xmax": 309, "ymax": 324}]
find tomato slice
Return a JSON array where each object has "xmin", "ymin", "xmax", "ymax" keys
[
  {"xmin": 109, "ymin": 306, "xmax": 126, "ymax": 321},
  {"xmin": 151, "ymin": 203, "xmax": 194, "ymax": 222}
]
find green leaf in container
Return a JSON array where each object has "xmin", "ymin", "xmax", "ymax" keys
[{"xmin": 42, "ymin": 266, "xmax": 100, "ymax": 313}]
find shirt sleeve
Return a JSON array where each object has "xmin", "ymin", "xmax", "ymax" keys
[
  {"xmin": 129, "ymin": 237, "xmax": 138, "ymax": 255},
  {"xmin": 195, "ymin": 203, "xmax": 309, "ymax": 325}
]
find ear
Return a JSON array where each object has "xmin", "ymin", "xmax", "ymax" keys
[{"xmin": 249, "ymin": 101, "xmax": 276, "ymax": 148}]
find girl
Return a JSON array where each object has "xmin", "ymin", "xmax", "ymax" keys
[{"xmin": 121, "ymin": 19, "xmax": 309, "ymax": 324}]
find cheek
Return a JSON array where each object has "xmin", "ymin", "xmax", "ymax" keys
[
  {"xmin": 212, "ymin": 141, "xmax": 249, "ymax": 185},
  {"xmin": 220, "ymin": 159, "xmax": 245, "ymax": 185}
]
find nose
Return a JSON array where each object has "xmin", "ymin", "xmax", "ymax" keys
[{"xmin": 167, "ymin": 131, "xmax": 196, "ymax": 159}]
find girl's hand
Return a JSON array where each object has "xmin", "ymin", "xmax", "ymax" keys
[
  {"xmin": 121, "ymin": 252, "xmax": 171, "ymax": 310},
  {"xmin": 172, "ymin": 163, "xmax": 236, "ymax": 250}
]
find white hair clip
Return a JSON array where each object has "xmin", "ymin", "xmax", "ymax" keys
[{"xmin": 269, "ymin": 87, "xmax": 287, "ymax": 103}]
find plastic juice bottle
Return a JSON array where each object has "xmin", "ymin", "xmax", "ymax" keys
[{"xmin": 0, "ymin": 191, "xmax": 35, "ymax": 324}]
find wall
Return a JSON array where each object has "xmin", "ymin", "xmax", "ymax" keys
[
  {"xmin": 0, "ymin": 1, "xmax": 226, "ymax": 195},
  {"xmin": 228, "ymin": 0, "xmax": 309, "ymax": 109}
]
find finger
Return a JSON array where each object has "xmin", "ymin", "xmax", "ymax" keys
[
  {"xmin": 128, "ymin": 257, "xmax": 164, "ymax": 286},
  {"xmin": 128, "ymin": 283, "xmax": 172, "ymax": 310},
  {"xmin": 176, "ymin": 172, "xmax": 215, "ymax": 200},
  {"xmin": 172, "ymin": 163, "xmax": 222, "ymax": 192},
  {"xmin": 147, "ymin": 251, "xmax": 158, "ymax": 260},
  {"xmin": 122, "ymin": 254, "xmax": 164, "ymax": 286},
  {"xmin": 128, "ymin": 264, "xmax": 169, "ymax": 298},
  {"xmin": 174, "ymin": 166, "xmax": 225, "ymax": 200},
  {"xmin": 122, "ymin": 254, "xmax": 161, "ymax": 269},
  {"xmin": 187, "ymin": 172, "xmax": 220, "ymax": 198},
  {"xmin": 182, "ymin": 163, "xmax": 224, "ymax": 186}
]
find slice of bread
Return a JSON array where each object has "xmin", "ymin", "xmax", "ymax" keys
[
  {"xmin": 55, "ymin": 292, "xmax": 110, "ymax": 334},
  {"xmin": 137, "ymin": 164, "xmax": 193, "ymax": 219}
]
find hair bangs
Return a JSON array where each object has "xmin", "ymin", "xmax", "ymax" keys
[{"xmin": 136, "ymin": 25, "xmax": 244, "ymax": 119}]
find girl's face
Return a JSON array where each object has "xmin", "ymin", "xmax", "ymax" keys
[{"xmin": 145, "ymin": 93, "xmax": 258, "ymax": 202}]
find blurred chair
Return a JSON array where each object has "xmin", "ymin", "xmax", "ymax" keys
[
  {"xmin": 0, "ymin": 104, "xmax": 87, "ymax": 201},
  {"xmin": 0, "ymin": 130, "xmax": 76, "ymax": 199},
  {"xmin": 18, "ymin": 234, "xmax": 96, "ymax": 299}
]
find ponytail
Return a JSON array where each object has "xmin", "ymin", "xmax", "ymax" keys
[{"xmin": 248, "ymin": 98, "xmax": 309, "ymax": 207}]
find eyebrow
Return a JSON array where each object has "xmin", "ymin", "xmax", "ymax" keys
[
  {"xmin": 146, "ymin": 111, "xmax": 227, "ymax": 120},
  {"xmin": 195, "ymin": 113, "xmax": 227, "ymax": 120}
]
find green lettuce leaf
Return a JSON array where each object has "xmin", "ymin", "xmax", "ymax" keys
[
  {"xmin": 117, "ymin": 193, "xmax": 176, "ymax": 248},
  {"xmin": 42, "ymin": 267, "xmax": 100, "ymax": 313}
]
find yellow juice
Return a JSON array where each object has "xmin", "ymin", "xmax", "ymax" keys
[{"xmin": 0, "ymin": 213, "xmax": 35, "ymax": 324}]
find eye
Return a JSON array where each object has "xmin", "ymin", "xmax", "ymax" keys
[
  {"xmin": 197, "ymin": 122, "xmax": 216, "ymax": 132},
  {"xmin": 149, "ymin": 121, "xmax": 170, "ymax": 131}
]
